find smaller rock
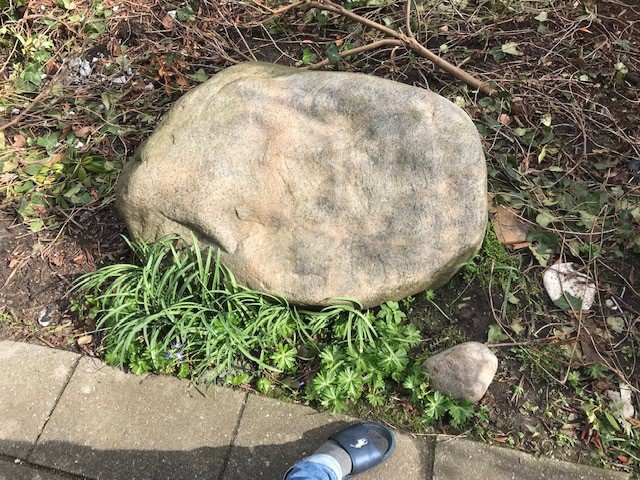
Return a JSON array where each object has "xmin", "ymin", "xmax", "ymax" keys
[
  {"xmin": 77, "ymin": 334, "xmax": 93, "ymax": 346},
  {"xmin": 423, "ymin": 341, "xmax": 498, "ymax": 403}
]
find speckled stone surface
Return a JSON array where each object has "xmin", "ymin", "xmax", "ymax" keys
[
  {"xmin": 30, "ymin": 357, "xmax": 246, "ymax": 480},
  {"xmin": 0, "ymin": 341, "xmax": 79, "ymax": 458},
  {"xmin": 0, "ymin": 459, "xmax": 76, "ymax": 480},
  {"xmin": 117, "ymin": 62, "xmax": 488, "ymax": 307},
  {"xmin": 423, "ymin": 341, "xmax": 498, "ymax": 402},
  {"xmin": 434, "ymin": 437, "xmax": 631, "ymax": 480}
]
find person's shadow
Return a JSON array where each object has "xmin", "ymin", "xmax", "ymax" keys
[{"xmin": 1, "ymin": 424, "xmax": 434, "ymax": 480}]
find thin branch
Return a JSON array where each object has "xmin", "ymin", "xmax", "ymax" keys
[
  {"xmin": 405, "ymin": 0, "xmax": 414, "ymax": 38},
  {"xmin": 307, "ymin": 39, "xmax": 404, "ymax": 70},
  {"xmin": 303, "ymin": 0, "xmax": 496, "ymax": 95},
  {"xmin": 255, "ymin": 0, "xmax": 305, "ymax": 23},
  {"xmin": 0, "ymin": 65, "xmax": 68, "ymax": 132}
]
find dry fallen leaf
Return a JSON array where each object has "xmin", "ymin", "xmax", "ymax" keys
[
  {"xmin": 74, "ymin": 125, "xmax": 93, "ymax": 138},
  {"xmin": 45, "ymin": 150, "xmax": 65, "ymax": 168},
  {"xmin": 0, "ymin": 173, "xmax": 18, "ymax": 184},
  {"xmin": 492, "ymin": 205, "xmax": 529, "ymax": 249},
  {"xmin": 49, "ymin": 254, "xmax": 63, "ymax": 267},
  {"xmin": 12, "ymin": 134, "xmax": 27, "ymax": 148},
  {"xmin": 162, "ymin": 13, "xmax": 174, "ymax": 28},
  {"xmin": 498, "ymin": 113, "xmax": 511, "ymax": 125}
]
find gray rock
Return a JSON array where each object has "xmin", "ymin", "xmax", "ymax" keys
[
  {"xmin": 117, "ymin": 62, "xmax": 487, "ymax": 308},
  {"xmin": 424, "ymin": 342, "xmax": 497, "ymax": 403}
]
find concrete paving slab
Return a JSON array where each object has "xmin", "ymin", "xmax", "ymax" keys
[
  {"xmin": 222, "ymin": 394, "xmax": 433, "ymax": 480},
  {"xmin": 433, "ymin": 437, "xmax": 631, "ymax": 480},
  {"xmin": 30, "ymin": 357, "xmax": 247, "ymax": 480},
  {"xmin": 0, "ymin": 458, "xmax": 78, "ymax": 480},
  {"xmin": 0, "ymin": 341, "xmax": 79, "ymax": 458}
]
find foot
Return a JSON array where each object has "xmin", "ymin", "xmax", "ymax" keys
[{"xmin": 319, "ymin": 422, "xmax": 396, "ymax": 477}]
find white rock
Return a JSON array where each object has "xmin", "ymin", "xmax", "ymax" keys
[
  {"xmin": 607, "ymin": 383, "xmax": 635, "ymax": 420},
  {"xmin": 67, "ymin": 57, "xmax": 93, "ymax": 80},
  {"xmin": 543, "ymin": 262, "xmax": 596, "ymax": 311}
]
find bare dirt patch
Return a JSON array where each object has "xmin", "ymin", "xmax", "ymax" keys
[{"xmin": 0, "ymin": 207, "xmax": 126, "ymax": 350}]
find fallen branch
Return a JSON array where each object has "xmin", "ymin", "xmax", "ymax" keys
[{"xmin": 298, "ymin": 0, "xmax": 496, "ymax": 95}]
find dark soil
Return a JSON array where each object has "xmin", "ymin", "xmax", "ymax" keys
[{"xmin": 0, "ymin": 207, "xmax": 127, "ymax": 350}]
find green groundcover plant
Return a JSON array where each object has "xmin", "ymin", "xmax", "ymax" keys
[{"xmin": 71, "ymin": 236, "xmax": 476, "ymax": 425}]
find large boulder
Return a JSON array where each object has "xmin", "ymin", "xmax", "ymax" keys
[{"xmin": 117, "ymin": 62, "xmax": 487, "ymax": 308}]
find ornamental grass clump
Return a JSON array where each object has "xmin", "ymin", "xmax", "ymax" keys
[{"xmin": 72, "ymin": 237, "xmax": 475, "ymax": 423}]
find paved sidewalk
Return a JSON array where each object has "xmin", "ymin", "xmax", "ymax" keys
[{"xmin": 0, "ymin": 340, "xmax": 632, "ymax": 480}]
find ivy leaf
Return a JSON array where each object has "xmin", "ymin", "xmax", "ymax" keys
[
  {"xmin": 501, "ymin": 42, "xmax": 523, "ymax": 56},
  {"xmin": 534, "ymin": 11, "xmax": 548, "ymax": 22},
  {"xmin": 552, "ymin": 292, "xmax": 583, "ymax": 312},
  {"xmin": 606, "ymin": 316, "xmax": 625, "ymax": 334},
  {"xmin": 176, "ymin": 5, "xmax": 195, "ymax": 21},
  {"xmin": 326, "ymin": 44, "xmax": 341, "ymax": 64},
  {"xmin": 527, "ymin": 230, "xmax": 558, "ymax": 252},
  {"xmin": 256, "ymin": 377, "xmax": 271, "ymax": 394},
  {"xmin": 487, "ymin": 324, "xmax": 508, "ymax": 342},
  {"xmin": 230, "ymin": 372, "xmax": 250, "ymax": 387},
  {"xmin": 540, "ymin": 113, "xmax": 552, "ymax": 127},
  {"xmin": 535, "ymin": 212, "xmax": 554, "ymax": 227},
  {"xmin": 187, "ymin": 68, "xmax": 208, "ymax": 83},
  {"xmin": 299, "ymin": 48, "xmax": 317, "ymax": 66},
  {"xmin": 23, "ymin": 163, "xmax": 43, "ymax": 176},
  {"xmin": 36, "ymin": 132, "xmax": 59, "ymax": 153}
]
